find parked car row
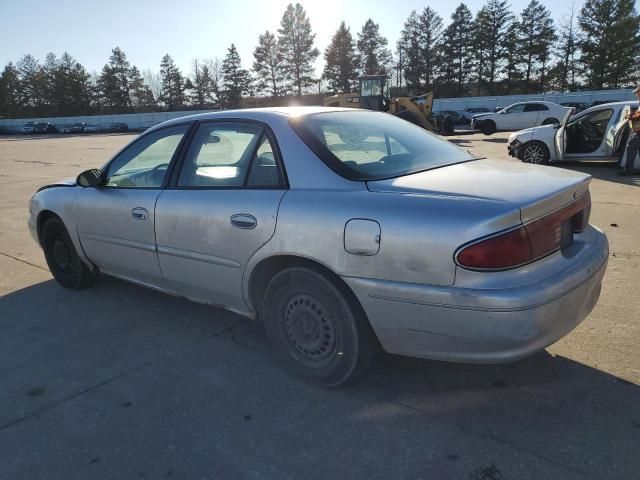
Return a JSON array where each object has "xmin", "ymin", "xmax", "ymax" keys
[
  {"xmin": 22, "ymin": 122, "xmax": 128, "ymax": 134},
  {"xmin": 23, "ymin": 122, "xmax": 57, "ymax": 134}
]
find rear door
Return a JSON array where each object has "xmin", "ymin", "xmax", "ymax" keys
[
  {"xmin": 155, "ymin": 120, "xmax": 287, "ymax": 312},
  {"xmin": 523, "ymin": 103, "xmax": 548, "ymax": 128}
]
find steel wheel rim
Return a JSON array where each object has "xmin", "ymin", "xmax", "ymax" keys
[
  {"xmin": 524, "ymin": 145, "xmax": 545, "ymax": 164},
  {"xmin": 52, "ymin": 235, "xmax": 73, "ymax": 273},
  {"xmin": 284, "ymin": 293, "xmax": 337, "ymax": 365}
]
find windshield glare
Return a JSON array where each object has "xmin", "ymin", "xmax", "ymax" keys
[{"xmin": 291, "ymin": 111, "xmax": 475, "ymax": 181}]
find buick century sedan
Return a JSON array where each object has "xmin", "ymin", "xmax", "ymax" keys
[{"xmin": 29, "ymin": 107, "xmax": 608, "ymax": 386}]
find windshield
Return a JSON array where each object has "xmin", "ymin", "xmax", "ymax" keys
[{"xmin": 290, "ymin": 111, "xmax": 475, "ymax": 181}]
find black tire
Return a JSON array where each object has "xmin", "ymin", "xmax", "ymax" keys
[
  {"xmin": 520, "ymin": 141, "xmax": 550, "ymax": 165},
  {"xmin": 542, "ymin": 117, "xmax": 559, "ymax": 125},
  {"xmin": 42, "ymin": 217, "xmax": 96, "ymax": 289},
  {"xmin": 262, "ymin": 267, "xmax": 375, "ymax": 387},
  {"xmin": 480, "ymin": 120, "xmax": 497, "ymax": 135}
]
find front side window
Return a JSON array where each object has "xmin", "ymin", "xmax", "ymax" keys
[
  {"xmin": 505, "ymin": 104, "xmax": 526, "ymax": 114},
  {"xmin": 178, "ymin": 122, "xmax": 284, "ymax": 188},
  {"xmin": 291, "ymin": 111, "xmax": 475, "ymax": 181},
  {"xmin": 566, "ymin": 108, "xmax": 614, "ymax": 154},
  {"xmin": 105, "ymin": 124, "xmax": 189, "ymax": 188}
]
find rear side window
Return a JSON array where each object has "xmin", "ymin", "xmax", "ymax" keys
[
  {"xmin": 177, "ymin": 122, "xmax": 284, "ymax": 188},
  {"xmin": 524, "ymin": 103, "xmax": 549, "ymax": 112},
  {"xmin": 290, "ymin": 110, "xmax": 474, "ymax": 181}
]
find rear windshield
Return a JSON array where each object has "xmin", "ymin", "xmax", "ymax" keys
[{"xmin": 290, "ymin": 110, "xmax": 475, "ymax": 181}]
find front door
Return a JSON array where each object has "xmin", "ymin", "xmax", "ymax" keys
[
  {"xmin": 563, "ymin": 108, "xmax": 614, "ymax": 160},
  {"xmin": 76, "ymin": 124, "xmax": 191, "ymax": 286},
  {"xmin": 155, "ymin": 121, "xmax": 287, "ymax": 312},
  {"xmin": 500, "ymin": 104, "xmax": 527, "ymax": 130}
]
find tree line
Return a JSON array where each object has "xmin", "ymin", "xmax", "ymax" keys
[{"xmin": 1, "ymin": 0, "xmax": 638, "ymax": 119}]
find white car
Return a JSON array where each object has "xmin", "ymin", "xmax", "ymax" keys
[
  {"xmin": 471, "ymin": 101, "xmax": 572, "ymax": 135},
  {"xmin": 508, "ymin": 101, "xmax": 638, "ymax": 165}
]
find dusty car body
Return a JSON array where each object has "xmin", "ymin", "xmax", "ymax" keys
[
  {"xmin": 508, "ymin": 101, "xmax": 638, "ymax": 164},
  {"xmin": 29, "ymin": 107, "xmax": 608, "ymax": 385}
]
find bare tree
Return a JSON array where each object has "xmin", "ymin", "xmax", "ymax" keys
[
  {"xmin": 205, "ymin": 58, "xmax": 224, "ymax": 108},
  {"xmin": 142, "ymin": 68, "xmax": 162, "ymax": 104}
]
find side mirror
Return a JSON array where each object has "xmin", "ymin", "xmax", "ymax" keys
[{"xmin": 77, "ymin": 168, "xmax": 104, "ymax": 187}]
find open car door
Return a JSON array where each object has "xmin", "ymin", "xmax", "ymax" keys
[
  {"xmin": 611, "ymin": 105, "xmax": 632, "ymax": 158},
  {"xmin": 554, "ymin": 108, "xmax": 573, "ymax": 160}
]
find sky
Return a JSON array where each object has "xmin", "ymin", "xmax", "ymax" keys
[{"xmin": 0, "ymin": 0, "xmax": 585, "ymax": 77}]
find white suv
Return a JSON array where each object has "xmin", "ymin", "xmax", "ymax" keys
[{"xmin": 471, "ymin": 101, "xmax": 572, "ymax": 135}]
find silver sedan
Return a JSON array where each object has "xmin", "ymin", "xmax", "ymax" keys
[{"xmin": 28, "ymin": 107, "xmax": 608, "ymax": 386}]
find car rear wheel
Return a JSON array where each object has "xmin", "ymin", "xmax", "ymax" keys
[
  {"xmin": 542, "ymin": 117, "xmax": 559, "ymax": 125},
  {"xmin": 42, "ymin": 217, "xmax": 96, "ymax": 289},
  {"xmin": 521, "ymin": 141, "xmax": 550, "ymax": 165},
  {"xmin": 480, "ymin": 120, "xmax": 497, "ymax": 135},
  {"xmin": 262, "ymin": 267, "xmax": 375, "ymax": 387}
]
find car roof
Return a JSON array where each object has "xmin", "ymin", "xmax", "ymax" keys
[
  {"xmin": 574, "ymin": 100, "xmax": 638, "ymax": 117},
  {"xmin": 148, "ymin": 106, "xmax": 356, "ymax": 132}
]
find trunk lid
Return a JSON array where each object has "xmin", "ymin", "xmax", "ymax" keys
[{"xmin": 367, "ymin": 158, "xmax": 591, "ymax": 223}]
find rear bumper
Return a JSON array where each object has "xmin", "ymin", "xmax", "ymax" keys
[{"xmin": 344, "ymin": 226, "xmax": 608, "ymax": 363}]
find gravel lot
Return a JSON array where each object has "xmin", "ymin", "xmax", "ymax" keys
[{"xmin": 0, "ymin": 131, "xmax": 638, "ymax": 480}]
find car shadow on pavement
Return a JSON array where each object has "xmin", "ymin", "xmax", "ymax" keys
[
  {"xmin": 1, "ymin": 276, "xmax": 638, "ymax": 479},
  {"xmin": 556, "ymin": 161, "xmax": 640, "ymax": 187}
]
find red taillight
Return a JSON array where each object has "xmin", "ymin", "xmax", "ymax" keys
[
  {"xmin": 456, "ymin": 192, "xmax": 591, "ymax": 271},
  {"xmin": 456, "ymin": 226, "xmax": 532, "ymax": 270}
]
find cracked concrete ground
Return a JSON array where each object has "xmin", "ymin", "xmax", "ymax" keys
[{"xmin": 0, "ymin": 131, "xmax": 638, "ymax": 480}]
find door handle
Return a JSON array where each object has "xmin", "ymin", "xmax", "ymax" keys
[
  {"xmin": 230, "ymin": 214, "xmax": 257, "ymax": 229},
  {"xmin": 131, "ymin": 207, "xmax": 149, "ymax": 220}
]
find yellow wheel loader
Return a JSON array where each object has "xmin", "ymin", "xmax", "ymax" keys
[{"xmin": 322, "ymin": 75, "xmax": 441, "ymax": 133}]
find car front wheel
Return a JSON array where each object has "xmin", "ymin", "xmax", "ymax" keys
[
  {"xmin": 42, "ymin": 217, "xmax": 97, "ymax": 289},
  {"xmin": 262, "ymin": 267, "xmax": 375, "ymax": 387},
  {"xmin": 480, "ymin": 120, "xmax": 497, "ymax": 135},
  {"xmin": 521, "ymin": 141, "xmax": 550, "ymax": 165}
]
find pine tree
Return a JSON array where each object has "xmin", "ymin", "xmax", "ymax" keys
[
  {"xmin": 0, "ymin": 63, "xmax": 20, "ymax": 117},
  {"xmin": 97, "ymin": 47, "xmax": 133, "ymax": 111},
  {"xmin": 399, "ymin": 11, "xmax": 423, "ymax": 91},
  {"xmin": 277, "ymin": 3, "xmax": 319, "ymax": 96},
  {"xmin": 579, "ymin": 0, "xmax": 640, "ymax": 89},
  {"xmin": 189, "ymin": 58, "xmax": 216, "ymax": 106},
  {"xmin": 49, "ymin": 52, "xmax": 93, "ymax": 115},
  {"xmin": 399, "ymin": 8, "xmax": 443, "ymax": 91},
  {"xmin": 159, "ymin": 54, "xmax": 186, "ymax": 110},
  {"xmin": 129, "ymin": 65, "xmax": 155, "ymax": 108},
  {"xmin": 222, "ymin": 44, "xmax": 250, "ymax": 108},
  {"xmin": 503, "ymin": 22, "xmax": 522, "ymax": 91},
  {"xmin": 357, "ymin": 19, "xmax": 392, "ymax": 76},
  {"xmin": 253, "ymin": 31, "xmax": 284, "ymax": 96},
  {"xmin": 323, "ymin": 22, "xmax": 359, "ymax": 93},
  {"xmin": 517, "ymin": 0, "xmax": 556, "ymax": 92},
  {"xmin": 555, "ymin": 4, "xmax": 580, "ymax": 91},
  {"xmin": 440, "ymin": 3, "xmax": 473, "ymax": 96},
  {"xmin": 16, "ymin": 54, "xmax": 46, "ymax": 114},
  {"xmin": 473, "ymin": 0, "xmax": 513, "ymax": 94}
]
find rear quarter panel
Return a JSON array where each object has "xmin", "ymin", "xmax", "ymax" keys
[{"xmin": 243, "ymin": 189, "xmax": 522, "ymax": 302}]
